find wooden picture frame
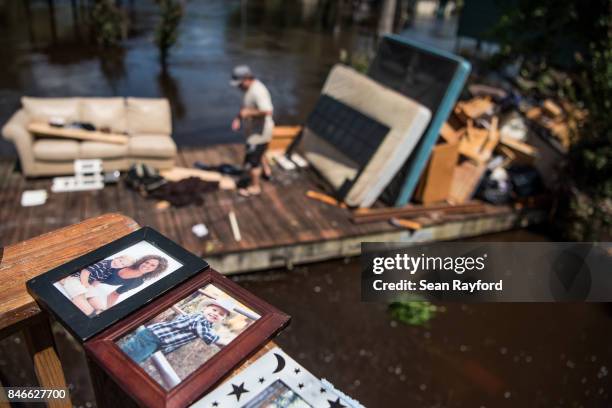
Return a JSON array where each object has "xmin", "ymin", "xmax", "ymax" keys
[
  {"xmin": 84, "ymin": 269, "xmax": 290, "ymax": 408},
  {"xmin": 27, "ymin": 227, "xmax": 208, "ymax": 342}
]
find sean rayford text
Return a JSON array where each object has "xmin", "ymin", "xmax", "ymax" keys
[
  {"xmin": 372, "ymin": 279, "xmax": 504, "ymax": 292},
  {"xmin": 371, "ymin": 253, "xmax": 487, "ymax": 275}
]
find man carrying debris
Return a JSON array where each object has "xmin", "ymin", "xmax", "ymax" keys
[{"xmin": 230, "ymin": 65, "xmax": 274, "ymax": 197}]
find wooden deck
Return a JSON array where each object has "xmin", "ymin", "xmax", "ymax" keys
[{"xmin": 0, "ymin": 144, "xmax": 546, "ymax": 273}]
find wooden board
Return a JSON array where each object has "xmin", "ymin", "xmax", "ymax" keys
[
  {"xmin": 458, "ymin": 117, "xmax": 499, "ymax": 164},
  {"xmin": 415, "ymin": 141, "xmax": 460, "ymax": 204},
  {"xmin": 160, "ymin": 167, "xmax": 236, "ymax": 190},
  {"xmin": 499, "ymin": 136, "xmax": 538, "ymax": 164},
  {"xmin": 448, "ymin": 161, "xmax": 487, "ymax": 204},
  {"xmin": 28, "ymin": 122, "xmax": 129, "ymax": 145},
  {"xmin": 268, "ymin": 126, "xmax": 301, "ymax": 151}
]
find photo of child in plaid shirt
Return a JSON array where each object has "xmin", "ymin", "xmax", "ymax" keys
[{"xmin": 117, "ymin": 284, "xmax": 260, "ymax": 390}]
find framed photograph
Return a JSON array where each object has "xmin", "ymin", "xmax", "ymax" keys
[
  {"xmin": 27, "ymin": 227, "xmax": 208, "ymax": 341},
  {"xmin": 191, "ymin": 347, "xmax": 364, "ymax": 408},
  {"xmin": 85, "ymin": 269, "xmax": 290, "ymax": 408}
]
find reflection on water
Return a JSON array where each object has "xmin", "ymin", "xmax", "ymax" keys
[{"xmin": 0, "ymin": 0, "xmax": 380, "ymax": 155}]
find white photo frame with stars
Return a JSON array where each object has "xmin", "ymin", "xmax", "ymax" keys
[{"xmin": 191, "ymin": 347, "xmax": 364, "ymax": 408}]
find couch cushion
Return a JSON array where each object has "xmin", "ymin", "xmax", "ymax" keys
[
  {"xmin": 80, "ymin": 98, "xmax": 127, "ymax": 133},
  {"xmin": 33, "ymin": 139, "xmax": 79, "ymax": 161},
  {"xmin": 80, "ymin": 141, "xmax": 129, "ymax": 159},
  {"xmin": 22, "ymin": 97, "xmax": 80, "ymax": 124},
  {"xmin": 126, "ymin": 98, "xmax": 172, "ymax": 135},
  {"xmin": 128, "ymin": 135, "xmax": 176, "ymax": 158}
]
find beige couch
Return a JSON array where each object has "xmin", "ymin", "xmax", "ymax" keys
[{"xmin": 2, "ymin": 97, "xmax": 177, "ymax": 177}]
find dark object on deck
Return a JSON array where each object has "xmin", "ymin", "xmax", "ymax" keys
[
  {"xmin": 125, "ymin": 163, "xmax": 167, "ymax": 193},
  {"xmin": 476, "ymin": 172, "xmax": 513, "ymax": 205},
  {"xmin": 194, "ymin": 161, "xmax": 243, "ymax": 176},
  {"xmin": 103, "ymin": 170, "xmax": 121, "ymax": 184},
  {"xmin": 149, "ymin": 177, "xmax": 218, "ymax": 207},
  {"xmin": 368, "ymin": 35, "xmax": 471, "ymax": 206},
  {"xmin": 508, "ymin": 165, "xmax": 543, "ymax": 197}
]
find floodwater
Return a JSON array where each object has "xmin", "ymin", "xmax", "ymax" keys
[
  {"xmin": 236, "ymin": 230, "xmax": 612, "ymax": 408},
  {"xmin": 0, "ymin": 0, "xmax": 377, "ymax": 155},
  {"xmin": 0, "ymin": 1, "xmax": 610, "ymax": 407}
]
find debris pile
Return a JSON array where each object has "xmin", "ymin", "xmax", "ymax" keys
[{"xmin": 414, "ymin": 86, "xmax": 549, "ymax": 207}]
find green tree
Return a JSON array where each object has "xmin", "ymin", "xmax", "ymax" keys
[
  {"xmin": 491, "ymin": 0, "xmax": 612, "ymax": 240},
  {"xmin": 91, "ymin": 0, "xmax": 127, "ymax": 47},
  {"xmin": 155, "ymin": 0, "xmax": 185, "ymax": 63}
]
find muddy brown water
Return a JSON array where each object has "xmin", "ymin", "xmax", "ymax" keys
[
  {"xmin": 235, "ymin": 230, "xmax": 612, "ymax": 408},
  {"xmin": 0, "ymin": 0, "xmax": 376, "ymax": 155},
  {"xmin": 0, "ymin": 2, "xmax": 610, "ymax": 407}
]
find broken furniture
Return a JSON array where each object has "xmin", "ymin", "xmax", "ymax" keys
[
  {"xmin": 1, "ymin": 97, "xmax": 177, "ymax": 177},
  {"xmin": 296, "ymin": 64, "xmax": 431, "ymax": 208}
]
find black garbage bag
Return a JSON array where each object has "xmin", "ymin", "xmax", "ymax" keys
[
  {"xmin": 125, "ymin": 163, "xmax": 166, "ymax": 194},
  {"xmin": 507, "ymin": 165, "xmax": 543, "ymax": 197},
  {"xmin": 476, "ymin": 171, "xmax": 513, "ymax": 205},
  {"xmin": 148, "ymin": 177, "xmax": 219, "ymax": 207},
  {"xmin": 194, "ymin": 161, "xmax": 243, "ymax": 176}
]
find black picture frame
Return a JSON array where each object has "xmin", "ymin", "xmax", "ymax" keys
[{"xmin": 26, "ymin": 227, "xmax": 208, "ymax": 342}]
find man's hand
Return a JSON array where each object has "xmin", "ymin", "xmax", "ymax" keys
[{"xmin": 231, "ymin": 117, "xmax": 241, "ymax": 132}]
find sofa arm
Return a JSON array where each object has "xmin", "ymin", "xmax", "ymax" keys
[{"xmin": 2, "ymin": 109, "xmax": 36, "ymax": 176}]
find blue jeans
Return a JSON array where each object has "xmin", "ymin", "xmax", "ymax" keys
[{"xmin": 120, "ymin": 327, "xmax": 160, "ymax": 364}]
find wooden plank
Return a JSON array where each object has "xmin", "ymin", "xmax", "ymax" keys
[
  {"xmin": 499, "ymin": 136, "xmax": 538, "ymax": 161},
  {"xmin": 160, "ymin": 167, "xmax": 236, "ymax": 190},
  {"xmin": 439, "ymin": 122, "xmax": 464, "ymax": 145},
  {"xmin": 352, "ymin": 201, "xmax": 486, "ymax": 224},
  {"xmin": 448, "ymin": 161, "xmax": 487, "ymax": 204},
  {"xmin": 415, "ymin": 141, "xmax": 460, "ymax": 204},
  {"xmin": 23, "ymin": 314, "xmax": 71, "ymax": 408},
  {"xmin": 28, "ymin": 122, "xmax": 128, "ymax": 144},
  {"xmin": 455, "ymin": 97, "xmax": 494, "ymax": 120}
]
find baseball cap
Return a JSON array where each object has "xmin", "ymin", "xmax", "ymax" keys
[{"xmin": 230, "ymin": 65, "xmax": 253, "ymax": 87}]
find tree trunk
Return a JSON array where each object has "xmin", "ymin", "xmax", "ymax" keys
[{"xmin": 377, "ymin": 0, "xmax": 397, "ymax": 37}]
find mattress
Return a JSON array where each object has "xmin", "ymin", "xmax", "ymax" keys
[
  {"xmin": 298, "ymin": 64, "xmax": 431, "ymax": 207},
  {"xmin": 368, "ymin": 35, "xmax": 471, "ymax": 206}
]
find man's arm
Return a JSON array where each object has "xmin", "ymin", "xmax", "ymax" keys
[
  {"xmin": 239, "ymin": 107, "xmax": 272, "ymax": 119},
  {"xmin": 193, "ymin": 317, "xmax": 220, "ymax": 345}
]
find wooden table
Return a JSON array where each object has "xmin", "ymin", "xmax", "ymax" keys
[{"xmin": 0, "ymin": 213, "xmax": 139, "ymax": 407}]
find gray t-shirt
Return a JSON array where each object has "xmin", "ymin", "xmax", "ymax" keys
[{"xmin": 242, "ymin": 79, "xmax": 274, "ymax": 145}]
